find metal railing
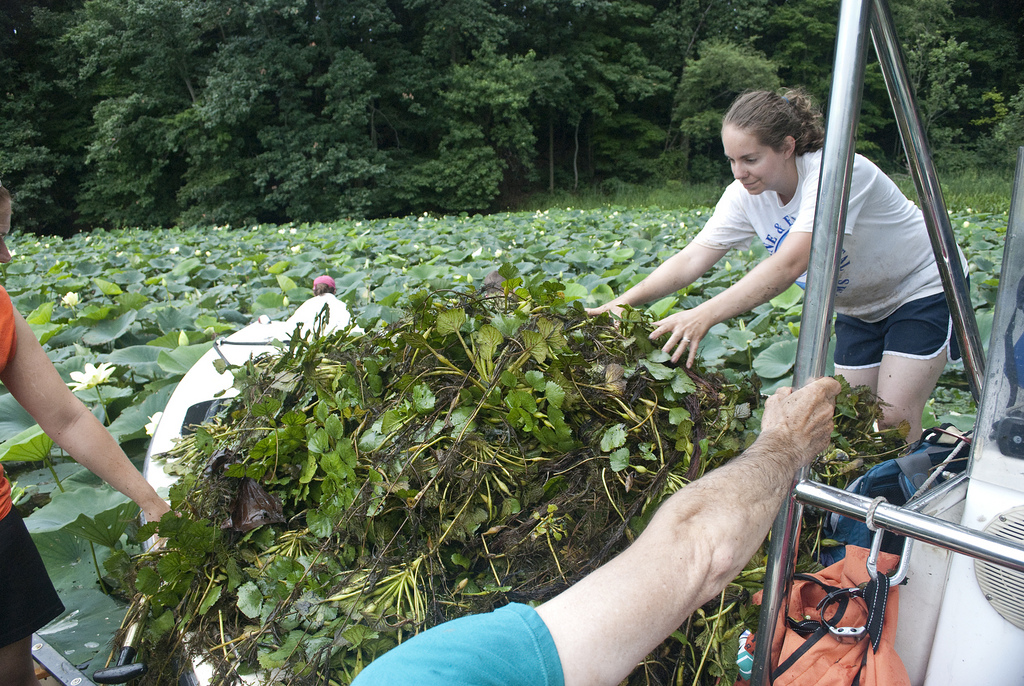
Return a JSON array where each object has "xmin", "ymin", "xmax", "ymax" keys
[
  {"xmin": 869, "ymin": 0, "xmax": 985, "ymax": 400},
  {"xmin": 795, "ymin": 477, "xmax": 1024, "ymax": 574},
  {"xmin": 748, "ymin": 0, "xmax": 995, "ymax": 682}
]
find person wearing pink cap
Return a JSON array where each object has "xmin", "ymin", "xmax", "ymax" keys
[
  {"xmin": 286, "ymin": 274, "xmax": 356, "ymax": 336},
  {"xmin": 312, "ymin": 275, "xmax": 336, "ymax": 296}
]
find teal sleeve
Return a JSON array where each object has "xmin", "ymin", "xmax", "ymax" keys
[{"xmin": 351, "ymin": 602, "xmax": 564, "ymax": 686}]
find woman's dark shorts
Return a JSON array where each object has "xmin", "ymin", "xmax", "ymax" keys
[
  {"xmin": 834, "ymin": 292, "xmax": 961, "ymax": 370},
  {"xmin": 0, "ymin": 507, "xmax": 65, "ymax": 648}
]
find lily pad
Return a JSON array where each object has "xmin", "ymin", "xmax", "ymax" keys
[
  {"xmin": 156, "ymin": 343, "xmax": 214, "ymax": 376},
  {"xmin": 0, "ymin": 392, "xmax": 39, "ymax": 438},
  {"xmin": 32, "ymin": 529, "xmax": 127, "ymax": 676},
  {"xmin": 0, "ymin": 425, "xmax": 54, "ymax": 463},
  {"xmin": 82, "ymin": 311, "xmax": 139, "ymax": 346},
  {"xmin": 105, "ymin": 385, "xmax": 176, "ymax": 442},
  {"xmin": 753, "ymin": 339, "xmax": 799, "ymax": 379},
  {"xmin": 24, "ymin": 483, "xmax": 133, "ymax": 535}
]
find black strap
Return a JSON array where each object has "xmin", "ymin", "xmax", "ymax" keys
[
  {"xmin": 772, "ymin": 623, "xmax": 830, "ymax": 681},
  {"xmin": 1005, "ymin": 274, "xmax": 1024, "ymax": 407},
  {"xmin": 792, "ymin": 572, "xmax": 841, "ymax": 593},
  {"xmin": 772, "ymin": 593, "xmax": 850, "ymax": 681},
  {"xmin": 786, "ymin": 615, "xmax": 821, "ymax": 636},
  {"xmin": 863, "ymin": 572, "xmax": 890, "ymax": 652},
  {"xmin": 851, "ymin": 648, "xmax": 870, "ymax": 686}
]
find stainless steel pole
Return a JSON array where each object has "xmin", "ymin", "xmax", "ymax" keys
[
  {"xmin": 747, "ymin": 0, "xmax": 872, "ymax": 682},
  {"xmin": 794, "ymin": 479, "xmax": 1024, "ymax": 572},
  {"xmin": 870, "ymin": 0, "xmax": 986, "ymax": 400}
]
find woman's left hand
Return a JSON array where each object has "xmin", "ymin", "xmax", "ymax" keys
[{"xmin": 650, "ymin": 306, "xmax": 714, "ymax": 368}]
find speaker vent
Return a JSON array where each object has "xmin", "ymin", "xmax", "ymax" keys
[{"xmin": 976, "ymin": 506, "xmax": 1024, "ymax": 630}]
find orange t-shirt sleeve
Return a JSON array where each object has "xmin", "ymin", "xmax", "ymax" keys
[
  {"xmin": 0, "ymin": 284, "xmax": 18, "ymax": 519},
  {"xmin": 0, "ymin": 284, "xmax": 15, "ymax": 372}
]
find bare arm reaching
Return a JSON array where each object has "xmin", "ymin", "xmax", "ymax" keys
[
  {"xmin": 1, "ymin": 309, "xmax": 170, "ymax": 524},
  {"xmin": 650, "ymin": 230, "xmax": 811, "ymax": 367},
  {"xmin": 585, "ymin": 242, "xmax": 728, "ymax": 318},
  {"xmin": 535, "ymin": 376, "xmax": 841, "ymax": 686}
]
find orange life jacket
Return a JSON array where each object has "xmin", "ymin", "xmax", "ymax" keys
[{"xmin": 0, "ymin": 284, "xmax": 19, "ymax": 520}]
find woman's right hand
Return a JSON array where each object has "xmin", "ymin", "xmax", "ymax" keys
[{"xmin": 142, "ymin": 499, "xmax": 173, "ymax": 527}]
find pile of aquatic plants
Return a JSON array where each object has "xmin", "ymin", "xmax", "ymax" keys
[{"xmin": 125, "ymin": 268, "xmax": 903, "ymax": 686}]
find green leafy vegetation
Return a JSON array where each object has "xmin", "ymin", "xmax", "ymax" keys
[
  {"xmin": 135, "ymin": 279, "xmax": 756, "ymax": 682},
  {"xmin": 131, "ymin": 279, "xmax": 902, "ymax": 685}
]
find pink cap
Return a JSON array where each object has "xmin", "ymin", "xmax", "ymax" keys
[{"xmin": 313, "ymin": 275, "xmax": 335, "ymax": 290}]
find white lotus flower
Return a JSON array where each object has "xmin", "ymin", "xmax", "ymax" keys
[
  {"xmin": 68, "ymin": 362, "xmax": 117, "ymax": 391},
  {"xmin": 61, "ymin": 292, "xmax": 80, "ymax": 308},
  {"xmin": 145, "ymin": 412, "xmax": 163, "ymax": 437}
]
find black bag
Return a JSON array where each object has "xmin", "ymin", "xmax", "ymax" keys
[{"xmin": 821, "ymin": 424, "xmax": 970, "ymax": 563}]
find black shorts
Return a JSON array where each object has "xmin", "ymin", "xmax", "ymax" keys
[
  {"xmin": 834, "ymin": 292, "xmax": 961, "ymax": 370},
  {"xmin": 0, "ymin": 508, "xmax": 65, "ymax": 648}
]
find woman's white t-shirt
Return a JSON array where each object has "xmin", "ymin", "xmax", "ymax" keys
[{"xmin": 693, "ymin": 149, "xmax": 958, "ymax": 322}]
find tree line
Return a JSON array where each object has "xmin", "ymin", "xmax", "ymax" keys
[{"xmin": 1, "ymin": 0, "xmax": 1022, "ymax": 236}]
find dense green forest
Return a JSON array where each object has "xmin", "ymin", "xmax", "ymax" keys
[{"xmin": 1, "ymin": 0, "xmax": 1022, "ymax": 235}]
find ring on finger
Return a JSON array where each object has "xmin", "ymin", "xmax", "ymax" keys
[{"xmin": 682, "ymin": 337, "xmax": 691, "ymax": 342}]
